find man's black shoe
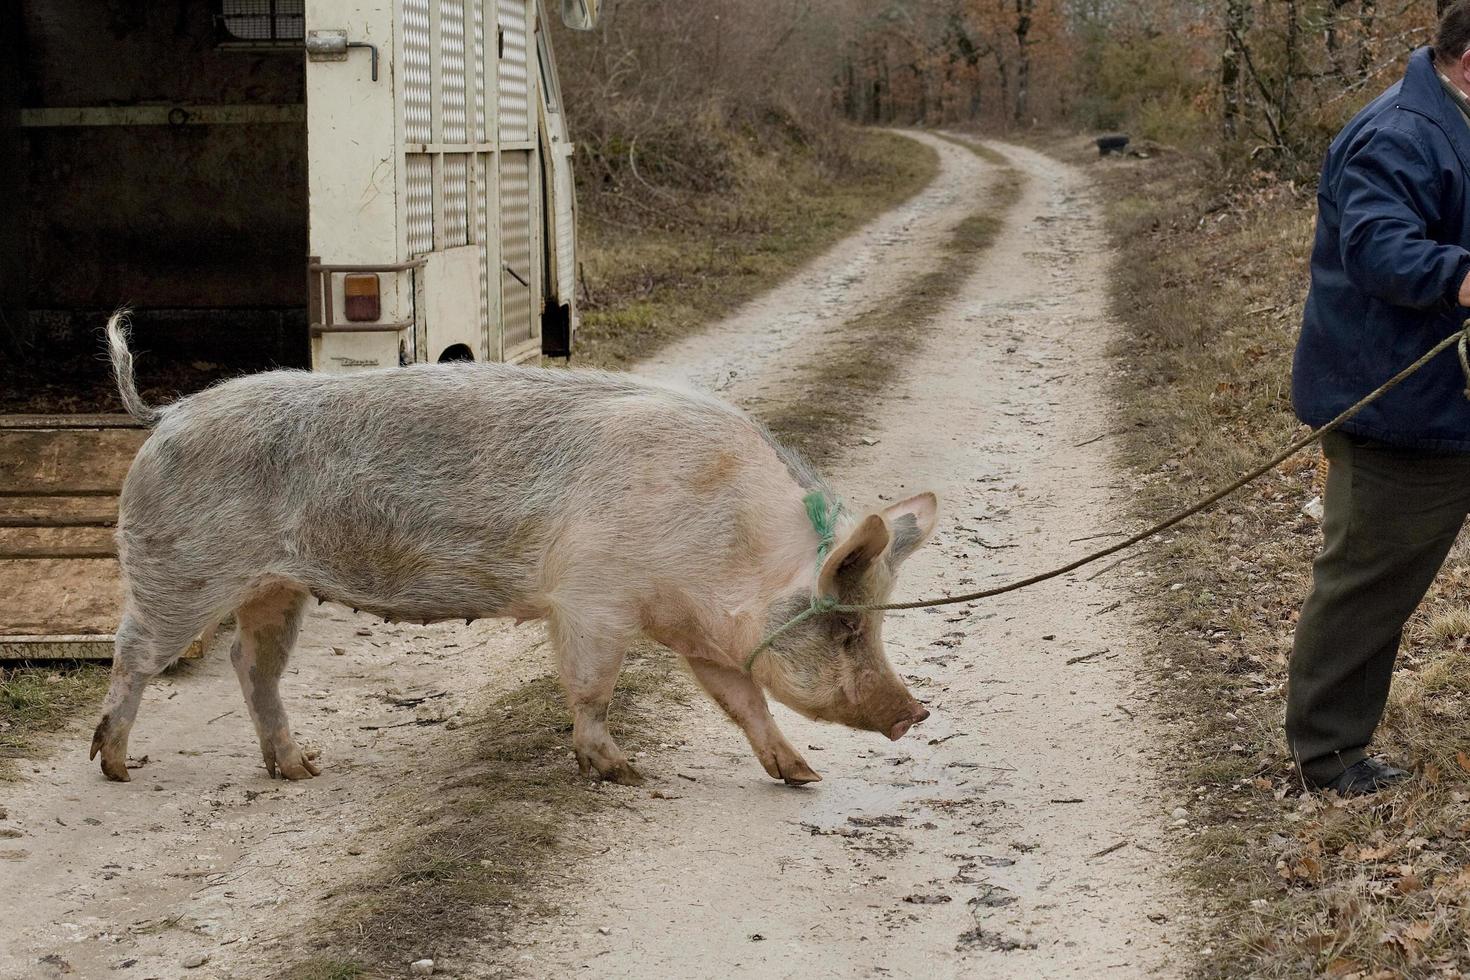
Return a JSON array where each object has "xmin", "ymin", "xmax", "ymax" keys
[{"xmin": 1309, "ymin": 758, "xmax": 1409, "ymax": 797}]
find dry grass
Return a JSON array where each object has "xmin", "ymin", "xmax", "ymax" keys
[
  {"xmin": 1095, "ymin": 144, "xmax": 1470, "ymax": 977},
  {"xmin": 935, "ymin": 131, "xmax": 1012, "ymax": 167},
  {"xmin": 756, "ymin": 138, "xmax": 1024, "ymax": 464},
  {"xmin": 572, "ymin": 128, "xmax": 939, "ymax": 370},
  {"xmin": 0, "ymin": 664, "xmax": 109, "ymax": 779},
  {"xmin": 288, "ymin": 646, "xmax": 691, "ymax": 978}
]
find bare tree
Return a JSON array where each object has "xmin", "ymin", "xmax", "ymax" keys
[
  {"xmin": 1014, "ymin": 0, "xmax": 1034, "ymax": 123},
  {"xmin": 1223, "ymin": 0, "xmax": 1250, "ymax": 138}
]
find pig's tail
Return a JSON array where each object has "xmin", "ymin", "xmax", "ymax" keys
[{"xmin": 105, "ymin": 309, "xmax": 163, "ymax": 427}]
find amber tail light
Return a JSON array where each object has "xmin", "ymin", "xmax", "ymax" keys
[{"xmin": 343, "ymin": 273, "xmax": 381, "ymax": 321}]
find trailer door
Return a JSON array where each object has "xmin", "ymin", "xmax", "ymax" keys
[
  {"xmin": 497, "ymin": 0, "xmax": 541, "ymax": 358},
  {"xmin": 305, "ymin": 0, "xmax": 505, "ymax": 367}
]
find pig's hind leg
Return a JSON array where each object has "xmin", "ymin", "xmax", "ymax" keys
[
  {"xmin": 548, "ymin": 612, "xmax": 644, "ymax": 786},
  {"xmin": 684, "ymin": 660, "xmax": 821, "ymax": 786},
  {"xmin": 230, "ymin": 585, "xmax": 319, "ymax": 780},
  {"xmin": 91, "ymin": 609, "xmax": 204, "ymax": 781}
]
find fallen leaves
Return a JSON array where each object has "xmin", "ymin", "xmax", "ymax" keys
[
  {"xmin": 1353, "ymin": 843, "xmax": 1396, "ymax": 863},
  {"xmin": 1277, "ymin": 839, "xmax": 1325, "ymax": 883},
  {"xmin": 1393, "ymin": 873, "xmax": 1423, "ymax": 895},
  {"xmin": 1380, "ymin": 917, "xmax": 1434, "ymax": 950}
]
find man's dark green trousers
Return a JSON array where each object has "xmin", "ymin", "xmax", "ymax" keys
[{"xmin": 1287, "ymin": 432, "xmax": 1470, "ymax": 784}]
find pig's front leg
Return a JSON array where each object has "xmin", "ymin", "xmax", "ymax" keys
[
  {"xmin": 550, "ymin": 615, "xmax": 644, "ymax": 786},
  {"xmin": 684, "ymin": 659, "xmax": 821, "ymax": 786}
]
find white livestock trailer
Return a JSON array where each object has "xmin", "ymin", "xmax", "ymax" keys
[
  {"xmin": 0, "ymin": 0, "xmax": 598, "ymax": 657},
  {"xmin": 304, "ymin": 0, "xmax": 590, "ymax": 368}
]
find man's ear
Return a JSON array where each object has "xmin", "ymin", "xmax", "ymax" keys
[
  {"xmin": 882, "ymin": 492, "xmax": 939, "ymax": 566},
  {"xmin": 818, "ymin": 514, "xmax": 890, "ymax": 598},
  {"xmin": 1458, "ymin": 47, "xmax": 1470, "ymax": 87}
]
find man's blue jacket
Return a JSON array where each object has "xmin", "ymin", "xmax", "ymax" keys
[{"xmin": 1294, "ymin": 47, "xmax": 1470, "ymax": 450}]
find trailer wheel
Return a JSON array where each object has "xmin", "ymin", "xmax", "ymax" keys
[{"xmin": 437, "ymin": 344, "xmax": 475, "ymax": 363}]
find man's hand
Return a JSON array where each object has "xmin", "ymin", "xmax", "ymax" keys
[{"xmin": 1459, "ymin": 269, "xmax": 1470, "ymax": 307}]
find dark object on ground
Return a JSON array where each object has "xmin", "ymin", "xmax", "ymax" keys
[
  {"xmin": 1096, "ymin": 135, "xmax": 1130, "ymax": 157},
  {"xmin": 1308, "ymin": 758, "xmax": 1409, "ymax": 797}
]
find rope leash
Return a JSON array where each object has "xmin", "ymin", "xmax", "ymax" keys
[{"xmin": 743, "ymin": 323, "xmax": 1470, "ymax": 674}]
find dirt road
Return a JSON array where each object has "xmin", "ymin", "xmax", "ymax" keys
[
  {"xmin": 0, "ymin": 134, "xmax": 1177, "ymax": 978},
  {"xmin": 494, "ymin": 135, "xmax": 1178, "ymax": 976}
]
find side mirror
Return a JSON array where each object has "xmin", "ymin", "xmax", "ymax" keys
[{"xmin": 559, "ymin": 0, "xmax": 600, "ymax": 31}]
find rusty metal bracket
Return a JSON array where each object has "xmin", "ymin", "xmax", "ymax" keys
[
  {"xmin": 309, "ymin": 258, "xmax": 426, "ymax": 336},
  {"xmin": 306, "ymin": 30, "xmax": 380, "ymax": 81},
  {"xmin": 311, "ymin": 322, "xmax": 414, "ymax": 337}
]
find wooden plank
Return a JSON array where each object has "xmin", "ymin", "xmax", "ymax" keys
[
  {"xmin": 0, "ymin": 635, "xmax": 115, "ymax": 661},
  {"xmin": 0, "ymin": 526, "xmax": 116, "ymax": 559},
  {"xmin": 0, "ymin": 429, "xmax": 145, "ymax": 495},
  {"xmin": 0, "ymin": 558, "xmax": 122, "ymax": 636},
  {"xmin": 0, "ymin": 496, "xmax": 118, "ymax": 528},
  {"xmin": 0, "ymin": 425, "xmax": 140, "ymax": 659},
  {"xmin": 0, "ymin": 414, "xmax": 143, "ymax": 430}
]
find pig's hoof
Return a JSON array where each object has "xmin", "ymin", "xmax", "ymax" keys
[
  {"xmin": 602, "ymin": 762, "xmax": 645, "ymax": 786},
  {"xmin": 575, "ymin": 746, "xmax": 644, "ymax": 786},
  {"xmin": 762, "ymin": 748, "xmax": 822, "ymax": 786},
  {"xmin": 100, "ymin": 757, "xmax": 132, "ymax": 782},
  {"xmin": 267, "ymin": 742, "xmax": 321, "ymax": 780},
  {"xmin": 779, "ymin": 757, "xmax": 822, "ymax": 786},
  {"xmin": 94, "ymin": 722, "xmax": 132, "ymax": 782}
]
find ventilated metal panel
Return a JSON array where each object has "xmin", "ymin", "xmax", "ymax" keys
[
  {"xmin": 472, "ymin": 0, "xmax": 488, "ymax": 142},
  {"xmin": 440, "ymin": 0, "xmax": 467, "ymax": 144},
  {"xmin": 406, "ymin": 155, "xmax": 435, "ymax": 254},
  {"xmin": 444, "ymin": 153, "xmax": 470, "ymax": 247},
  {"xmin": 221, "ymin": 0, "xmax": 305, "ymax": 41},
  {"xmin": 497, "ymin": 0, "xmax": 531, "ymax": 144},
  {"xmin": 474, "ymin": 152, "xmax": 492, "ymax": 352},
  {"xmin": 500, "ymin": 151, "xmax": 534, "ymax": 346},
  {"xmin": 402, "ymin": 0, "xmax": 433, "ymax": 144},
  {"xmin": 554, "ymin": 157, "xmax": 575, "ymax": 304}
]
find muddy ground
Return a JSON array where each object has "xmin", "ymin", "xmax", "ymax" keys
[{"xmin": 0, "ymin": 134, "xmax": 1179, "ymax": 978}]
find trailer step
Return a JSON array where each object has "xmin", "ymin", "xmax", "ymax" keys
[
  {"xmin": 0, "ymin": 414, "xmax": 143, "ymax": 430},
  {"xmin": 0, "ymin": 634, "xmax": 115, "ymax": 661}
]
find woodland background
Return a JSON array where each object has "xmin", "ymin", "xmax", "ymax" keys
[{"xmin": 553, "ymin": 0, "xmax": 1448, "ymax": 204}]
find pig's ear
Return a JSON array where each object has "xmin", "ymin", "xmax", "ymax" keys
[
  {"xmin": 818, "ymin": 514, "xmax": 890, "ymax": 599},
  {"xmin": 882, "ymin": 492, "xmax": 938, "ymax": 566}
]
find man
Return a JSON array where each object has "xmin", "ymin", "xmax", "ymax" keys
[{"xmin": 1288, "ymin": 2, "xmax": 1470, "ymax": 797}]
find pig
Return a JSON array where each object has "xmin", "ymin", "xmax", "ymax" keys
[{"xmin": 92, "ymin": 312, "xmax": 937, "ymax": 786}]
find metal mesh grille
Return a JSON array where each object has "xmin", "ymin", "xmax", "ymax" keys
[
  {"xmin": 440, "ymin": 0, "xmax": 468, "ymax": 144},
  {"xmin": 475, "ymin": 153, "xmax": 492, "ymax": 351},
  {"xmin": 473, "ymin": 0, "xmax": 488, "ymax": 143},
  {"xmin": 500, "ymin": 151, "xmax": 534, "ymax": 346},
  {"xmin": 444, "ymin": 154, "xmax": 470, "ymax": 247},
  {"xmin": 497, "ymin": 0, "xmax": 530, "ymax": 143},
  {"xmin": 406, "ymin": 155, "xmax": 435, "ymax": 255},
  {"xmin": 402, "ymin": 0, "xmax": 433, "ymax": 144},
  {"xmin": 220, "ymin": 0, "xmax": 304, "ymax": 41}
]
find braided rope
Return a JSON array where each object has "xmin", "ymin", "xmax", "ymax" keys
[{"xmin": 742, "ymin": 323, "xmax": 1470, "ymax": 674}]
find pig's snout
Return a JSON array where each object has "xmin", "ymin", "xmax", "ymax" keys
[{"xmin": 887, "ymin": 703, "xmax": 930, "ymax": 741}]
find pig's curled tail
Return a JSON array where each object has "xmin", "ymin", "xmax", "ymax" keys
[{"xmin": 105, "ymin": 309, "xmax": 163, "ymax": 427}]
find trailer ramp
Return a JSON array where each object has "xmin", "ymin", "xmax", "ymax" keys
[{"xmin": 0, "ymin": 415, "xmax": 142, "ymax": 660}]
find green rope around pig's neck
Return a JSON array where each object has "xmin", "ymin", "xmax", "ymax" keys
[
  {"xmin": 743, "ymin": 491, "xmax": 846, "ymax": 675},
  {"xmin": 806, "ymin": 490, "xmax": 841, "ymax": 564}
]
